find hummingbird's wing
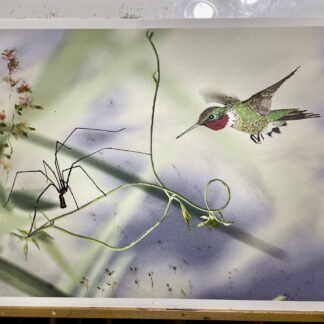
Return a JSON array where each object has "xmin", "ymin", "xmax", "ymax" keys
[
  {"xmin": 244, "ymin": 66, "xmax": 300, "ymax": 115},
  {"xmin": 199, "ymin": 88, "xmax": 239, "ymax": 106}
]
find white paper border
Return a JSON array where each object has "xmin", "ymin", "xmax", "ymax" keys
[{"xmin": 0, "ymin": 298, "xmax": 322, "ymax": 311}]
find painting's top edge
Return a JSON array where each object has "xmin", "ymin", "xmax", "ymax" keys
[{"xmin": 0, "ymin": 17, "xmax": 324, "ymax": 29}]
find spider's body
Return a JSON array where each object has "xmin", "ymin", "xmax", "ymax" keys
[{"xmin": 59, "ymin": 188, "xmax": 67, "ymax": 209}]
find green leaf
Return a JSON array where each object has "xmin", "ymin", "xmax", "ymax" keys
[
  {"xmin": 197, "ymin": 220, "xmax": 208, "ymax": 228},
  {"xmin": 35, "ymin": 230, "xmax": 54, "ymax": 241},
  {"xmin": 179, "ymin": 202, "xmax": 191, "ymax": 232},
  {"xmin": 23, "ymin": 242, "xmax": 28, "ymax": 259},
  {"xmin": 219, "ymin": 219, "xmax": 233, "ymax": 227},
  {"xmin": 10, "ymin": 232, "xmax": 24, "ymax": 241},
  {"xmin": 213, "ymin": 212, "xmax": 233, "ymax": 227},
  {"xmin": 152, "ymin": 71, "xmax": 158, "ymax": 85},
  {"xmin": 0, "ymin": 257, "xmax": 68, "ymax": 296},
  {"xmin": 18, "ymin": 229, "xmax": 29, "ymax": 236},
  {"xmin": 14, "ymin": 104, "xmax": 23, "ymax": 111},
  {"xmin": 31, "ymin": 238, "xmax": 40, "ymax": 250},
  {"xmin": 32, "ymin": 105, "xmax": 44, "ymax": 110},
  {"xmin": 198, "ymin": 212, "xmax": 233, "ymax": 229}
]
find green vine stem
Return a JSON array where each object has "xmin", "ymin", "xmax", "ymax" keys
[
  {"xmin": 27, "ymin": 180, "xmax": 230, "ymax": 250},
  {"xmin": 147, "ymin": 31, "xmax": 166, "ymax": 189},
  {"xmin": 18, "ymin": 31, "xmax": 232, "ymax": 251},
  {"xmin": 49, "ymin": 197, "xmax": 173, "ymax": 251}
]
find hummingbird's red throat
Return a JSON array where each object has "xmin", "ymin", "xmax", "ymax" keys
[{"xmin": 205, "ymin": 114, "xmax": 229, "ymax": 131}]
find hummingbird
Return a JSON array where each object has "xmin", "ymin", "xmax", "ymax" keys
[{"xmin": 176, "ymin": 67, "xmax": 320, "ymax": 144}]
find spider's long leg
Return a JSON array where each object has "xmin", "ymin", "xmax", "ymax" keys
[
  {"xmin": 65, "ymin": 147, "xmax": 149, "ymax": 186},
  {"xmin": 62, "ymin": 165, "xmax": 106, "ymax": 197},
  {"xmin": 43, "ymin": 160, "xmax": 60, "ymax": 188},
  {"xmin": 28, "ymin": 183, "xmax": 57, "ymax": 235},
  {"xmin": 43, "ymin": 161, "xmax": 48, "ymax": 181},
  {"xmin": 54, "ymin": 141, "xmax": 70, "ymax": 185},
  {"xmin": 68, "ymin": 186, "xmax": 79, "ymax": 210},
  {"xmin": 56, "ymin": 141, "xmax": 71, "ymax": 152},
  {"xmin": 54, "ymin": 127, "xmax": 126, "ymax": 190},
  {"xmin": 3, "ymin": 170, "xmax": 58, "ymax": 207},
  {"xmin": 55, "ymin": 127, "xmax": 126, "ymax": 155}
]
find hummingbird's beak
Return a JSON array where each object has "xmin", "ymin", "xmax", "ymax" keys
[{"xmin": 176, "ymin": 123, "xmax": 199, "ymax": 139}]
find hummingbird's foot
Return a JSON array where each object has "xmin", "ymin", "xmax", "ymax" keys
[{"xmin": 250, "ymin": 134, "xmax": 262, "ymax": 144}]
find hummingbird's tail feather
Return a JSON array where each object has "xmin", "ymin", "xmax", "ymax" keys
[
  {"xmin": 265, "ymin": 109, "xmax": 320, "ymax": 138},
  {"xmin": 278, "ymin": 109, "xmax": 321, "ymax": 121},
  {"xmin": 269, "ymin": 108, "xmax": 320, "ymax": 122}
]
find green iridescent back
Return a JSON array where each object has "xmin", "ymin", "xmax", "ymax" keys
[{"xmin": 228, "ymin": 102, "xmax": 269, "ymax": 134}]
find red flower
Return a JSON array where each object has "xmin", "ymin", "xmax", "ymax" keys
[
  {"xmin": 1, "ymin": 48, "xmax": 20, "ymax": 74},
  {"xmin": 16, "ymin": 81, "xmax": 32, "ymax": 94},
  {"xmin": 0, "ymin": 111, "xmax": 6, "ymax": 121}
]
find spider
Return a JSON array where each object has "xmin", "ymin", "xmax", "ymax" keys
[{"xmin": 3, "ymin": 127, "xmax": 149, "ymax": 235}]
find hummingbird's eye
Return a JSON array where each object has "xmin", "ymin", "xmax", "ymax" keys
[{"xmin": 208, "ymin": 114, "xmax": 215, "ymax": 120}]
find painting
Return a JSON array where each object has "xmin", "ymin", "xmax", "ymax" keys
[{"xmin": 0, "ymin": 26, "xmax": 323, "ymax": 301}]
